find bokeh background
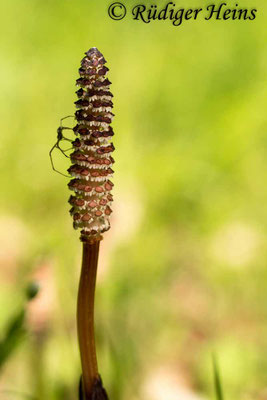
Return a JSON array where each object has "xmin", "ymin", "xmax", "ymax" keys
[{"xmin": 0, "ymin": 0, "xmax": 266, "ymax": 399}]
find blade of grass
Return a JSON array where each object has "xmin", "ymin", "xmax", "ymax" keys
[
  {"xmin": 212, "ymin": 353, "xmax": 224, "ymax": 400},
  {"xmin": 0, "ymin": 282, "xmax": 39, "ymax": 370}
]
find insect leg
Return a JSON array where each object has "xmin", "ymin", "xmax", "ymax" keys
[
  {"xmin": 60, "ymin": 115, "xmax": 74, "ymax": 127},
  {"xmin": 61, "ymin": 131, "xmax": 74, "ymax": 142},
  {"xmin": 60, "ymin": 115, "xmax": 74, "ymax": 122},
  {"xmin": 49, "ymin": 143, "xmax": 57, "ymax": 171},
  {"xmin": 49, "ymin": 143, "xmax": 69, "ymax": 177},
  {"xmin": 61, "ymin": 127, "xmax": 73, "ymax": 132},
  {"xmin": 57, "ymin": 144, "xmax": 71, "ymax": 158}
]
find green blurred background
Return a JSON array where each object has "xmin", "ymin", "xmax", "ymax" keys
[{"xmin": 0, "ymin": 0, "xmax": 266, "ymax": 399}]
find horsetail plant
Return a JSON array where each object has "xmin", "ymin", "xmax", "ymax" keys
[{"xmin": 53, "ymin": 47, "xmax": 114, "ymax": 400}]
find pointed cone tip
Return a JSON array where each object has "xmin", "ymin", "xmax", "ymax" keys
[{"xmin": 85, "ymin": 47, "xmax": 103, "ymax": 57}]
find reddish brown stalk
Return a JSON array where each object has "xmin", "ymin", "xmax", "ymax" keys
[{"xmin": 77, "ymin": 237, "xmax": 102, "ymax": 399}]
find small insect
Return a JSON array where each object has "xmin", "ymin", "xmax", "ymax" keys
[{"xmin": 50, "ymin": 115, "xmax": 75, "ymax": 177}]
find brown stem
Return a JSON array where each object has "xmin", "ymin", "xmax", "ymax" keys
[{"xmin": 77, "ymin": 238, "xmax": 102, "ymax": 399}]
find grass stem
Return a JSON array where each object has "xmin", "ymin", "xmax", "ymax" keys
[{"xmin": 212, "ymin": 353, "xmax": 224, "ymax": 400}]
